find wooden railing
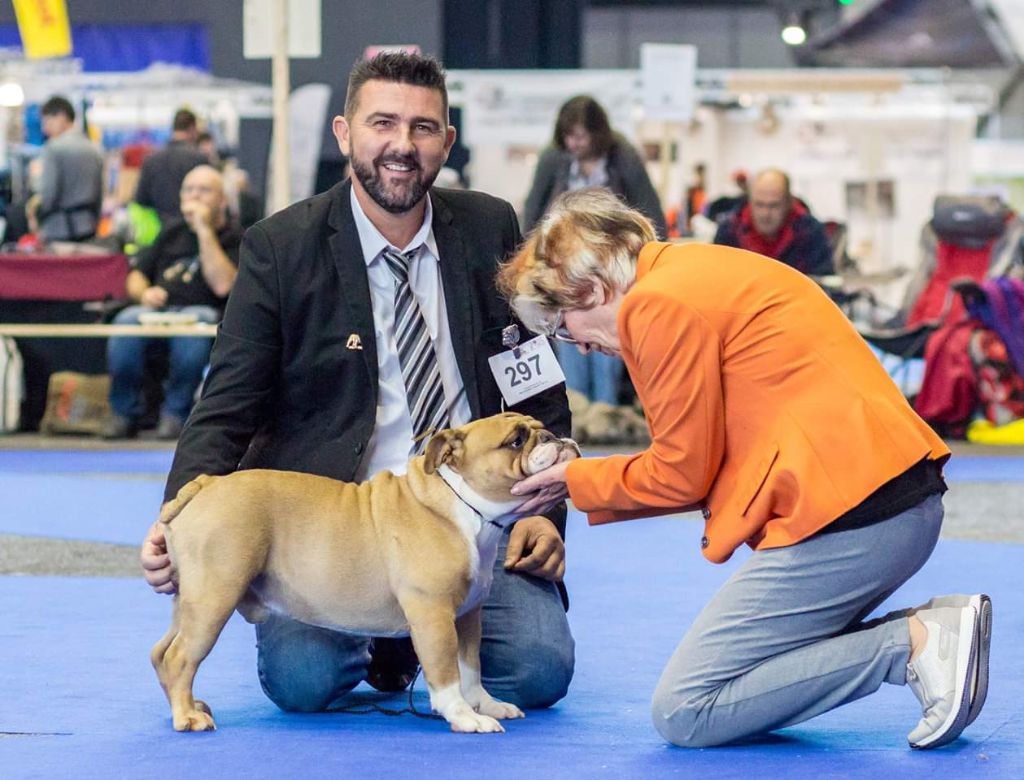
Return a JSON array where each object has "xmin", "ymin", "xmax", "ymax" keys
[{"xmin": 0, "ymin": 324, "xmax": 219, "ymax": 338}]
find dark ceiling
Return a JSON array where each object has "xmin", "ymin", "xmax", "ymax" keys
[{"xmin": 800, "ymin": 0, "xmax": 1014, "ymax": 67}]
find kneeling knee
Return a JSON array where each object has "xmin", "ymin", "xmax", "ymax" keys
[
  {"xmin": 258, "ymin": 670, "xmax": 339, "ymax": 713},
  {"xmin": 493, "ymin": 637, "xmax": 575, "ymax": 709},
  {"xmin": 651, "ymin": 687, "xmax": 715, "ymax": 748}
]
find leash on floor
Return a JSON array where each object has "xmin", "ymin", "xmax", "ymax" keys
[{"xmin": 331, "ymin": 665, "xmax": 442, "ymax": 721}]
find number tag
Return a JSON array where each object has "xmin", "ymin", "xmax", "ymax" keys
[{"xmin": 488, "ymin": 335, "xmax": 565, "ymax": 406}]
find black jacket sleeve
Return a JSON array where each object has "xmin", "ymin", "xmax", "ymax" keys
[
  {"xmin": 493, "ymin": 201, "xmax": 572, "ymax": 539},
  {"xmin": 163, "ymin": 223, "xmax": 282, "ymax": 500}
]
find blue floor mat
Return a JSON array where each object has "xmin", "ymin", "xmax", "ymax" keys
[
  {"xmin": 0, "ymin": 448, "xmax": 174, "ymax": 474},
  {"xmin": 0, "ymin": 451, "xmax": 1020, "ymax": 547},
  {"xmin": 2, "ymin": 450, "xmax": 1020, "ymax": 482},
  {"xmin": 1, "ymin": 517, "xmax": 1020, "ymax": 779},
  {"xmin": 0, "ymin": 473, "xmax": 165, "ymax": 544}
]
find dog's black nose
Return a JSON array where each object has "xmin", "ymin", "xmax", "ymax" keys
[{"xmin": 537, "ymin": 430, "xmax": 556, "ymax": 444}]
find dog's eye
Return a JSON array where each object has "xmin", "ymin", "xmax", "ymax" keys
[{"xmin": 507, "ymin": 430, "xmax": 526, "ymax": 449}]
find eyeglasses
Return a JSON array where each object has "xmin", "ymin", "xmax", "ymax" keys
[{"xmin": 550, "ymin": 314, "xmax": 577, "ymax": 344}]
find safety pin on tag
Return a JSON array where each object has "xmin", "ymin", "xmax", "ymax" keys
[{"xmin": 501, "ymin": 324, "xmax": 522, "ymax": 359}]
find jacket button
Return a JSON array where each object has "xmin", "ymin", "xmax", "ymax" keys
[
  {"xmin": 354, "ymin": 442, "xmax": 364, "ymax": 455},
  {"xmin": 701, "ymin": 506, "xmax": 711, "ymax": 520},
  {"xmin": 700, "ymin": 536, "xmax": 709, "ymax": 549}
]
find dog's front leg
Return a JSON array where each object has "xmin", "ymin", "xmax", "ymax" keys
[
  {"xmin": 455, "ymin": 606, "xmax": 525, "ymax": 721},
  {"xmin": 399, "ymin": 595, "xmax": 504, "ymax": 733}
]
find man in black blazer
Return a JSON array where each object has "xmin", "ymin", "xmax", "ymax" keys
[{"xmin": 139, "ymin": 53, "xmax": 574, "ymax": 711}]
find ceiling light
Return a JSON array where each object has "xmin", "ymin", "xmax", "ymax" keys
[
  {"xmin": 781, "ymin": 13, "xmax": 807, "ymax": 46},
  {"xmin": 0, "ymin": 82, "xmax": 24, "ymax": 107}
]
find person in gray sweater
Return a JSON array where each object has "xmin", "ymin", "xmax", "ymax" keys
[
  {"xmin": 521, "ymin": 95, "xmax": 666, "ymax": 408},
  {"xmin": 29, "ymin": 95, "xmax": 104, "ymax": 242},
  {"xmin": 521, "ymin": 95, "xmax": 666, "ymax": 239}
]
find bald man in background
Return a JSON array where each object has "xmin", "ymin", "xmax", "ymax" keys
[
  {"xmin": 713, "ymin": 168, "xmax": 833, "ymax": 277},
  {"xmin": 102, "ymin": 165, "xmax": 243, "ymax": 440}
]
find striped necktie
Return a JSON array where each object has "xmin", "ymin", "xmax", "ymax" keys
[{"xmin": 382, "ymin": 248, "xmax": 450, "ymax": 454}]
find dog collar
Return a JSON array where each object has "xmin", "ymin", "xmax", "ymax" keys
[{"xmin": 435, "ymin": 465, "xmax": 522, "ymax": 527}]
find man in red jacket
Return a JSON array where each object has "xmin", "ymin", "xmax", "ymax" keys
[{"xmin": 714, "ymin": 168, "xmax": 833, "ymax": 277}]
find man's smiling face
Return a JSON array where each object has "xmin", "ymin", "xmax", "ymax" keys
[{"xmin": 335, "ymin": 79, "xmax": 455, "ymax": 214}]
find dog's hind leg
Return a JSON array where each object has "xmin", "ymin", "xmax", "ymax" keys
[
  {"xmin": 455, "ymin": 606, "xmax": 524, "ymax": 721},
  {"xmin": 151, "ymin": 597, "xmax": 181, "ymax": 704},
  {"xmin": 157, "ymin": 587, "xmax": 241, "ymax": 732},
  {"xmin": 400, "ymin": 595, "xmax": 503, "ymax": 733}
]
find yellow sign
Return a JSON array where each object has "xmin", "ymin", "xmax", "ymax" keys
[{"xmin": 13, "ymin": 0, "xmax": 72, "ymax": 59}]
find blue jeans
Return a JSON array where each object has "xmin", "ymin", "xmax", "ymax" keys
[
  {"xmin": 651, "ymin": 493, "xmax": 945, "ymax": 747},
  {"xmin": 106, "ymin": 305, "xmax": 219, "ymax": 422},
  {"xmin": 255, "ymin": 530, "xmax": 575, "ymax": 711},
  {"xmin": 556, "ymin": 341, "xmax": 622, "ymax": 405}
]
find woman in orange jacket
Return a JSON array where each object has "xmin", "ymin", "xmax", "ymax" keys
[{"xmin": 499, "ymin": 188, "xmax": 991, "ymax": 750}]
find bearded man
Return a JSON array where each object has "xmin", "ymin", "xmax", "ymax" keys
[{"xmin": 138, "ymin": 52, "xmax": 575, "ymax": 714}]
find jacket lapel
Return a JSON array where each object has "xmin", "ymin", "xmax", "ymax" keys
[
  {"xmin": 431, "ymin": 190, "xmax": 482, "ymax": 417},
  {"xmin": 326, "ymin": 180, "xmax": 379, "ymax": 393}
]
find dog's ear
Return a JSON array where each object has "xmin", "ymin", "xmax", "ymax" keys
[
  {"xmin": 423, "ymin": 430, "xmax": 465, "ymax": 474},
  {"xmin": 557, "ymin": 437, "xmax": 582, "ymax": 462}
]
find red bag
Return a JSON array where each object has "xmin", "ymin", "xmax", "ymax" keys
[
  {"xmin": 914, "ymin": 319, "xmax": 979, "ymax": 437},
  {"xmin": 969, "ymin": 329, "xmax": 1024, "ymax": 426}
]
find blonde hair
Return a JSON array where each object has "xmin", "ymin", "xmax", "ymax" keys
[{"xmin": 498, "ymin": 188, "xmax": 655, "ymax": 335}]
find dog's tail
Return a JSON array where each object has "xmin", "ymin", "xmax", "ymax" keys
[{"xmin": 158, "ymin": 475, "xmax": 214, "ymax": 526}]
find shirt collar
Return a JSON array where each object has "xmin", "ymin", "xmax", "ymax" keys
[{"xmin": 350, "ymin": 186, "xmax": 438, "ymax": 265}]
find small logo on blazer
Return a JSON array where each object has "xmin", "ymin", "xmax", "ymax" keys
[{"xmin": 346, "ymin": 334, "xmax": 363, "ymax": 350}]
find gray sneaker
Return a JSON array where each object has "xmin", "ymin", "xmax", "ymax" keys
[
  {"xmin": 906, "ymin": 605, "xmax": 979, "ymax": 749},
  {"xmin": 155, "ymin": 414, "xmax": 184, "ymax": 440},
  {"xmin": 914, "ymin": 594, "xmax": 992, "ymax": 726},
  {"xmin": 100, "ymin": 414, "xmax": 137, "ymax": 440}
]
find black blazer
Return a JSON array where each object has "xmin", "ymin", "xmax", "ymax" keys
[{"xmin": 164, "ymin": 180, "xmax": 571, "ymax": 534}]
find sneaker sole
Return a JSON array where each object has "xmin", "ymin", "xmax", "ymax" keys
[
  {"xmin": 910, "ymin": 606, "xmax": 978, "ymax": 749},
  {"xmin": 918, "ymin": 593, "xmax": 992, "ymax": 727},
  {"xmin": 966, "ymin": 595, "xmax": 991, "ymax": 727}
]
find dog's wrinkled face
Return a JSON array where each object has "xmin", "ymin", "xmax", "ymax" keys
[{"xmin": 424, "ymin": 412, "xmax": 579, "ymax": 502}]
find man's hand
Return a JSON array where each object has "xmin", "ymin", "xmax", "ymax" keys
[
  {"xmin": 510, "ymin": 459, "xmax": 570, "ymax": 516},
  {"xmin": 140, "ymin": 286, "xmax": 169, "ymax": 308},
  {"xmin": 504, "ymin": 515, "xmax": 565, "ymax": 581},
  {"xmin": 141, "ymin": 520, "xmax": 177, "ymax": 594},
  {"xmin": 181, "ymin": 200, "xmax": 214, "ymax": 235}
]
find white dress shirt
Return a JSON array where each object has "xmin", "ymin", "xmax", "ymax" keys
[{"xmin": 350, "ymin": 188, "xmax": 472, "ymax": 480}]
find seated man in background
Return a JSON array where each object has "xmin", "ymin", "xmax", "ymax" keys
[
  {"xmin": 26, "ymin": 95, "xmax": 104, "ymax": 242},
  {"xmin": 713, "ymin": 168, "xmax": 834, "ymax": 277},
  {"xmin": 102, "ymin": 165, "xmax": 242, "ymax": 440}
]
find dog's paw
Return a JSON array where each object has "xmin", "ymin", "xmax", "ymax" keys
[
  {"xmin": 477, "ymin": 698, "xmax": 525, "ymax": 720},
  {"xmin": 173, "ymin": 707, "xmax": 216, "ymax": 732},
  {"xmin": 449, "ymin": 710, "xmax": 505, "ymax": 734}
]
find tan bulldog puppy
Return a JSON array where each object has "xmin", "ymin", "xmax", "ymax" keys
[{"xmin": 150, "ymin": 412, "xmax": 579, "ymax": 734}]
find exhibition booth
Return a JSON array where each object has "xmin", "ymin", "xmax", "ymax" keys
[
  {"xmin": 449, "ymin": 66, "xmax": 1022, "ymax": 309},
  {"xmin": 1, "ymin": 53, "xmax": 1022, "ymax": 432}
]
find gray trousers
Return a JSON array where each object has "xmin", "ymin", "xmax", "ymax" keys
[{"xmin": 652, "ymin": 493, "xmax": 944, "ymax": 747}]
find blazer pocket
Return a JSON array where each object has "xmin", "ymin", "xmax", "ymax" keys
[{"xmin": 740, "ymin": 443, "xmax": 780, "ymax": 517}]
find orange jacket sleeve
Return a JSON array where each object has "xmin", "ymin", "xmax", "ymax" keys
[{"xmin": 566, "ymin": 287, "xmax": 725, "ymax": 520}]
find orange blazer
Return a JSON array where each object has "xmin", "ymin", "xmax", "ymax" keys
[{"xmin": 566, "ymin": 242, "xmax": 950, "ymax": 563}]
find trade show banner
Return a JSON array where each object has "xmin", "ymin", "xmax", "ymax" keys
[{"xmin": 12, "ymin": 0, "xmax": 72, "ymax": 59}]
